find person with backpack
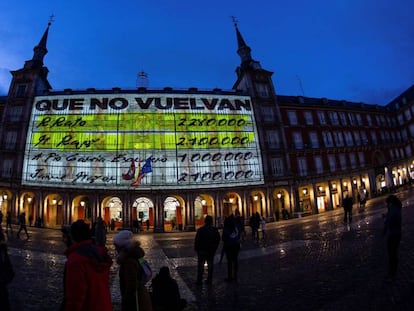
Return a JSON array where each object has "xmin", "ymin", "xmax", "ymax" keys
[
  {"xmin": 194, "ymin": 215, "xmax": 220, "ymax": 285},
  {"xmin": 113, "ymin": 230, "xmax": 153, "ymax": 311},
  {"xmin": 222, "ymin": 214, "xmax": 241, "ymax": 282},
  {"xmin": 63, "ymin": 220, "xmax": 112, "ymax": 311}
]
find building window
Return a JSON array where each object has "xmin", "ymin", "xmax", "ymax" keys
[
  {"xmin": 358, "ymin": 152, "xmax": 365, "ymax": 166},
  {"xmin": 344, "ymin": 131, "xmax": 353, "ymax": 146},
  {"xmin": 328, "ymin": 155, "xmax": 336, "ymax": 172},
  {"xmin": 5, "ymin": 131, "xmax": 17, "ymax": 149},
  {"xmin": 288, "ymin": 110, "xmax": 298, "ymax": 125},
  {"xmin": 293, "ymin": 132, "xmax": 303, "ymax": 149},
  {"xmin": 366, "ymin": 114, "xmax": 372, "ymax": 126},
  {"xmin": 353, "ymin": 131, "xmax": 361, "ymax": 145},
  {"xmin": 309, "ymin": 131, "xmax": 319, "ymax": 148},
  {"xmin": 256, "ymin": 83, "xmax": 270, "ymax": 98},
  {"xmin": 339, "ymin": 112, "xmax": 348, "ymax": 125},
  {"xmin": 317, "ymin": 111, "xmax": 326, "ymax": 125},
  {"xmin": 355, "ymin": 114, "xmax": 362, "ymax": 126},
  {"xmin": 349, "ymin": 153, "xmax": 357, "ymax": 169},
  {"xmin": 360, "ymin": 131, "xmax": 368, "ymax": 145},
  {"xmin": 8, "ymin": 106, "xmax": 23, "ymax": 122},
  {"xmin": 409, "ymin": 124, "xmax": 414, "ymax": 137},
  {"xmin": 271, "ymin": 158, "xmax": 284, "ymax": 176},
  {"xmin": 15, "ymin": 84, "xmax": 27, "ymax": 97},
  {"xmin": 322, "ymin": 131, "xmax": 333, "ymax": 147},
  {"xmin": 1, "ymin": 159, "xmax": 13, "ymax": 178},
  {"xmin": 405, "ymin": 144, "xmax": 412, "ymax": 157},
  {"xmin": 329, "ymin": 111, "xmax": 339, "ymax": 125},
  {"xmin": 266, "ymin": 130, "xmax": 280, "ymax": 148},
  {"xmin": 339, "ymin": 153, "xmax": 347, "ymax": 170},
  {"xmin": 262, "ymin": 106, "xmax": 275, "ymax": 122},
  {"xmin": 348, "ymin": 113, "xmax": 355, "ymax": 126},
  {"xmin": 304, "ymin": 111, "xmax": 314, "ymax": 125},
  {"xmin": 333, "ymin": 131, "xmax": 344, "ymax": 147},
  {"xmin": 314, "ymin": 156, "xmax": 323, "ymax": 174},
  {"xmin": 371, "ymin": 131, "xmax": 378, "ymax": 144},
  {"xmin": 404, "ymin": 109, "xmax": 412, "ymax": 121},
  {"xmin": 297, "ymin": 157, "xmax": 307, "ymax": 176},
  {"xmin": 397, "ymin": 113, "xmax": 404, "ymax": 124}
]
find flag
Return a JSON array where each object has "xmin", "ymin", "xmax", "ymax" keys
[
  {"xmin": 122, "ymin": 159, "xmax": 136, "ymax": 180},
  {"xmin": 131, "ymin": 157, "xmax": 152, "ymax": 187}
]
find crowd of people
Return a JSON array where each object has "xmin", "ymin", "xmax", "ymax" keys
[{"xmin": 0, "ymin": 193, "xmax": 410, "ymax": 310}]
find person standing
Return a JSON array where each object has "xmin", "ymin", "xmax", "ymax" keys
[
  {"xmin": 194, "ymin": 215, "xmax": 220, "ymax": 285},
  {"xmin": 113, "ymin": 230, "xmax": 153, "ymax": 311},
  {"xmin": 260, "ymin": 216, "xmax": 266, "ymax": 240},
  {"xmin": 0, "ymin": 210, "xmax": 3, "ymax": 228},
  {"xmin": 0, "ymin": 228, "xmax": 14, "ymax": 311},
  {"xmin": 383, "ymin": 195, "xmax": 402, "ymax": 282},
  {"xmin": 343, "ymin": 195, "xmax": 353, "ymax": 223},
  {"xmin": 63, "ymin": 220, "xmax": 112, "ymax": 311},
  {"xmin": 150, "ymin": 266, "xmax": 187, "ymax": 311},
  {"xmin": 94, "ymin": 216, "xmax": 107, "ymax": 246},
  {"xmin": 222, "ymin": 214, "xmax": 241, "ymax": 282},
  {"xmin": 17, "ymin": 212, "xmax": 29, "ymax": 239},
  {"xmin": 5, "ymin": 212, "xmax": 12, "ymax": 234}
]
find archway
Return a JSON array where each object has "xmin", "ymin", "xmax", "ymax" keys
[
  {"xmin": 43, "ymin": 194, "xmax": 63, "ymax": 228},
  {"xmin": 132, "ymin": 197, "xmax": 154, "ymax": 232},
  {"xmin": 104, "ymin": 197, "xmax": 123, "ymax": 231},
  {"xmin": 163, "ymin": 196, "xmax": 184, "ymax": 232},
  {"xmin": 194, "ymin": 194, "xmax": 214, "ymax": 229}
]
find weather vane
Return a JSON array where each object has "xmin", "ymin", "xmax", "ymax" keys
[
  {"xmin": 48, "ymin": 14, "xmax": 55, "ymax": 26},
  {"xmin": 230, "ymin": 16, "xmax": 238, "ymax": 27}
]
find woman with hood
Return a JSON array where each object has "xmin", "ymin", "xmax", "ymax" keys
[
  {"xmin": 63, "ymin": 220, "xmax": 112, "ymax": 311},
  {"xmin": 113, "ymin": 230, "xmax": 153, "ymax": 311}
]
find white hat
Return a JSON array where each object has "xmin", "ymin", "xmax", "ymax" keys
[{"xmin": 113, "ymin": 230, "xmax": 133, "ymax": 248}]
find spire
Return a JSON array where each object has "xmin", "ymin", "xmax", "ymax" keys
[
  {"xmin": 231, "ymin": 17, "xmax": 261, "ymax": 72},
  {"xmin": 28, "ymin": 17, "xmax": 53, "ymax": 68}
]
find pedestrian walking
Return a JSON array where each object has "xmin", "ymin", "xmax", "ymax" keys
[
  {"xmin": 16, "ymin": 212, "xmax": 29, "ymax": 239},
  {"xmin": 194, "ymin": 215, "xmax": 220, "ymax": 285},
  {"xmin": 150, "ymin": 266, "xmax": 187, "ymax": 311},
  {"xmin": 0, "ymin": 210, "xmax": 3, "ymax": 228},
  {"xmin": 222, "ymin": 214, "xmax": 241, "ymax": 282},
  {"xmin": 383, "ymin": 194, "xmax": 402, "ymax": 282},
  {"xmin": 343, "ymin": 194, "xmax": 353, "ymax": 223},
  {"xmin": 113, "ymin": 230, "xmax": 153, "ymax": 311},
  {"xmin": 0, "ymin": 228, "xmax": 14, "ymax": 311},
  {"xmin": 5, "ymin": 212, "xmax": 12, "ymax": 234},
  {"xmin": 63, "ymin": 220, "xmax": 112, "ymax": 311}
]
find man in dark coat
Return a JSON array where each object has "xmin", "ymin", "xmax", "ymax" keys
[
  {"xmin": 194, "ymin": 215, "xmax": 220, "ymax": 284},
  {"xmin": 343, "ymin": 195, "xmax": 354, "ymax": 223}
]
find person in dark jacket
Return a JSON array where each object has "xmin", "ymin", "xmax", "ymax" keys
[
  {"xmin": 343, "ymin": 194, "xmax": 353, "ymax": 223},
  {"xmin": 63, "ymin": 220, "xmax": 112, "ymax": 311},
  {"xmin": 222, "ymin": 214, "xmax": 241, "ymax": 282},
  {"xmin": 383, "ymin": 195, "xmax": 402, "ymax": 282},
  {"xmin": 194, "ymin": 215, "xmax": 220, "ymax": 285},
  {"xmin": 114, "ymin": 230, "xmax": 153, "ymax": 311},
  {"xmin": 151, "ymin": 266, "xmax": 187, "ymax": 311}
]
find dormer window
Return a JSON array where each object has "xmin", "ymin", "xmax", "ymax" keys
[{"xmin": 15, "ymin": 84, "xmax": 27, "ymax": 97}]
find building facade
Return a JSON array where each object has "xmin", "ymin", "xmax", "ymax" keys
[{"xmin": 1, "ymin": 23, "xmax": 413, "ymax": 232}]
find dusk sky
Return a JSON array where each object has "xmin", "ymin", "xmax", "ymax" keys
[{"xmin": 1, "ymin": 0, "xmax": 413, "ymax": 105}]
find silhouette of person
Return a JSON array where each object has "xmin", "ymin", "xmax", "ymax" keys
[
  {"xmin": 151, "ymin": 266, "xmax": 187, "ymax": 311},
  {"xmin": 222, "ymin": 214, "xmax": 241, "ymax": 282},
  {"xmin": 194, "ymin": 215, "xmax": 220, "ymax": 285},
  {"xmin": 113, "ymin": 230, "xmax": 153, "ymax": 311},
  {"xmin": 383, "ymin": 195, "xmax": 402, "ymax": 282},
  {"xmin": 17, "ymin": 212, "xmax": 29, "ymax": 239},
  {"xmin": 343, "ymin": 195, "xmax": 353, "ymax": 223},
  {"xmin": 63, "ymin": 220, "xmax": 112, "ymax": 310}
]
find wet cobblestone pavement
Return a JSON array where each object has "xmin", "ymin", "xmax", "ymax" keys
[{"xmin": 5, "ymin": 188, "xmax": 414, "ymax": 310}]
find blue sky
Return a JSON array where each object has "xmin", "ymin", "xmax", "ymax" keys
[{"xmin": 1, "ymin": 0, "xmax": 413, "ymax": 105}]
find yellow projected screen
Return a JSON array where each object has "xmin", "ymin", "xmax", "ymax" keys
[{"xmin": 22, "ymin": 93, "xmax": 264, "ymax": 189}]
